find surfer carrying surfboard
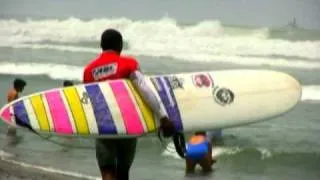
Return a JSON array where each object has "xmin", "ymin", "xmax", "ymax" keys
[
  {"xmin": 5, "ymin": 78, "xmax": 26, "ymax": 139},
  {"xmin": 83, "ymin": 29, "xmax": 175, "ymax": 180},
  {"xmin": 185, "ymin": 131, "xmax": 216, "ymax": 174}
]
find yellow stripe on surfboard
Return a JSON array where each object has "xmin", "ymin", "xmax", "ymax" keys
[
  {"xmin": 127, "ymin": 81, "xmax": 156, "ymax": 132},
  {"xmin": 63, "ymin": 87, "xmax": 90, "ymax": 134},
  {"xmin": 30, "ymin": 95, "xmax": 50, "ymax": 132}
]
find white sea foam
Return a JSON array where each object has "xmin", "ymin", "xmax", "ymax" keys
[
  {"xmin": 0, "ymin": 62, "xmax": 318, "ymax": 102},
  {"xmin": 0, "ymin": 17, "xmax": 319, "ymax": 69}
]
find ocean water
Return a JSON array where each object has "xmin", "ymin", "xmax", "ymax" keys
[{"xmin": 0, "ymin": 0, "xmax": 320, "ymax": 179}]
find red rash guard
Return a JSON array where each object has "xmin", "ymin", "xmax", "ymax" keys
[
  {"xmin": 83, "ymin": 50, "xmax": 167, "ymax": 124},
  {"xmin": 83, "ymin": 51, "xmax": 139, "ymax": 83}
]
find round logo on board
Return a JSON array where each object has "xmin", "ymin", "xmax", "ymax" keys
[{"xmin": 213, "ymin": 87, "xmax": 234, "ymax": 106}]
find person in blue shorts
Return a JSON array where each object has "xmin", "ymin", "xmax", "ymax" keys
[{"xmin": 185, "ymin": 131, "xmax": 216, "ymax": 174}]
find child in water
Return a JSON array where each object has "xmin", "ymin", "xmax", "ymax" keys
[
  {"xmin": 63, "ymin": 80, "xmax": 73, "ymax": 87},
  {"xmin": 5, "ymin": 78, "xmax": 27, "ymax": 145},
  {"xmin": 185, "ymin": 131, "xmax": 216, "ymax": 174},
  {"xmin": 6, "ymin": 79, "xmax": 27, "ymax": 137},
  {"xmin": 61, "ymin": 80, "xmax": 74, "ymax": 151}
]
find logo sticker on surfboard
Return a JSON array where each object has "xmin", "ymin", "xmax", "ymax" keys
[
  {"xmin": 168, "ymin": 76, "xmax": 184, "ymax": 89},
  {"xmin": 212, "ymin": 87, "xmax": 235, "ymax": 106},
  {"xmin": 153, "ymin": 76, "xmax": 184, "ymax": 90},
  {"xmin": 80, "ymin": 92, "xmax": 89, "ymax": 104},
  {"xmin": 192, "ymin": 73, "xmax": 213, "ymax": 88}
]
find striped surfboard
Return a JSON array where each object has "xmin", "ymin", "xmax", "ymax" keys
[
  {"xmin": 0, "ymin": 70, "xmax": 302, "ymax": 138},
  {"xmin": 0, "ymin": 76, "xmax": 183, "ymax": 137}
]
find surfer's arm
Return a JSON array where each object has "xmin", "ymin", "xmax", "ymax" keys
[
  {"xmin": 129, "ymin": 61, "xmax": 175, "ymax": 137},
  {"xmin": 129, "ymin": 70, "xmax": 167, "ymax": 120}
]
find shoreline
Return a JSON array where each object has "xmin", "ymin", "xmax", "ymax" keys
[{"xmin": 0, "ymin": 158, "xmax": 97, "ymax": 180}]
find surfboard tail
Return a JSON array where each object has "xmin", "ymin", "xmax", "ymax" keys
[{"xmin": 0, "ymin": 105, "xmax": 14, "ymax": 125}]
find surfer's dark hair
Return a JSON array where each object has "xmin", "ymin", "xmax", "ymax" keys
[
  {"xmin": 63, "ymin": 80, "xmax": 73, "ymax": 87},
  {"xmin": 195, "ymin": 131, "xmax": 206, "ymax": 136},
  {"xmin": 100, "ymin": 29, "xmax": 123, "ymax": 53},
  {"xmin": 13, "ymin": 78, "xmax": 26, "ymax": 89}
]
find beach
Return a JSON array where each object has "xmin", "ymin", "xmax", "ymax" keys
[{"xmin": 0, "ymin": 0, "xmax": 320, "ymax": 179}]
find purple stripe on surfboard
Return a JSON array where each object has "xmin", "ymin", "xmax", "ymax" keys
[
  {"xmin": 13, "ymin": 100, "xmax": 30, "ymax": 127},
  {"xmin": 163, "ymin": 77, "xmax": 184, "ymax": 131},
  {"xmin": 45, "ymin": 91, "xmax": 73, "ymax": 134},
  {"xmin": 109, "ymin": 81, "xmax": 144, "ymax": 135},
  {"xmin": 85, "ymin": 84, "xmax": 117, "ymax": 134},
  {"xmin": 153, "ymin": 77, "xmax": 183, "ymax": 131}
]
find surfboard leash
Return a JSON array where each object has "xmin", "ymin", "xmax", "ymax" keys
[
  {"xmin": 157, "ymin": 128, "xmax": 186, "ymax": 159},
  {"xmin": 172, "ymin": 132, "xmax": 186, "ymax": 159}
]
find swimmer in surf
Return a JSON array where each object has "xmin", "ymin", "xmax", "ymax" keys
[{"xmin": 185, "ymin": 131, "xmax": 216, "ymax": 174}]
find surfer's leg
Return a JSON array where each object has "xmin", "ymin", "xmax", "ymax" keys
[
  {"xmin": 116, "ymin": 138, "xmax": 137, "ymax": 180},
  {"xmin": 6, "ymin": 126, "xmax": 17, "ymax": 137},
  {"xmin": 96, "ymin": 139, "xmax": 117, "ymax": 180},
  {"xmin": 5, "ymin": 126, "xmax": 18, "ymax": 146}
]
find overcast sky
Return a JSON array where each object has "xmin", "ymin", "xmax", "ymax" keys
[{"xmin": 1, "ymin": 0, "xmax": 319, "ymax": 29}]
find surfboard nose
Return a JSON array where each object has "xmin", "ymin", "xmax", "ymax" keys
[
  {"xmin": 273, "ymin": 70, "xmax": 302, "ymax": 105},
  {"xmin": 290, "ymin": 73, "xmax": 302, "ymax": 98},
  {"xmin": 180, "ymin": 70, "xmax": 303, "ymax": 132},
  {"xmin": 0, "ymin": 106, "xmax": 12, "ymax": 123}
]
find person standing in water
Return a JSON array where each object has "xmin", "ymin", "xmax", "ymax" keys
[
  {"xmin": 207, "ymin": 129, "xmax": 224, "ymax": 146},
  {"xmin": 185, "ymin": 131, "xmax": 216, "ymax": 174},
  {"xmin": 6, "ymin": 78, "xmax": 27, "ymax": 139},
  {"xmin": 63, "ymin": 80, "xmax": 74, "ymax": 87},
  {"xmin": 83, "ymin": 28, "xmax": 175, "ymax": 180}
]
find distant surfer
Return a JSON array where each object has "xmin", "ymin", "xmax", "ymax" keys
[
  {"xmin": 185, "ymin": 131, "xmax": 216, "ymax": 174},
  {"xmin": 287, "ymin": 17, "xmax": 297, "ymax": 28},
  {"xmin": 83, "ymin": 29, "xmax": 175, "ymax": 180},
  {"xmin": 207, "ymin": 129, "xmax": 224, "ymax": 146},
  {"xmin": 5, "ymin": 78, "xmax": 27, "ymax": 142},
  {"xmin": 63, "ymin": 80, "xmax": 73, "ymax": 87},
  {"xmin": 285, "ymin": 17, "xmax": 298, "ymax": 32}
]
